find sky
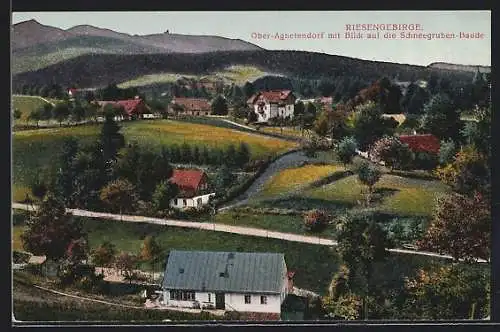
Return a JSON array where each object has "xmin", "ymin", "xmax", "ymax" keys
[{"xmin": 12, "ymin": 11, "xmax": 491, "ymax": 66}]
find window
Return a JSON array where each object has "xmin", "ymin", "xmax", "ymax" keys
[
  {"xmin": 244, "ymin": 295, "xmax": 251, "ymax": 304},
  {"xmin": 260, "ymin": 296, "xmax": 267, "ymax": 305},
  {"xmin": 170, "ymin": 290, "xmax": 195, "ymax": 301},
  {"xmin": 208, "ymin": 294, "xmax": 211, "ymax": 302},
  {"xmin": 174, "ymin": 198, "xmax": 178, "ymax": 205},
  {"xmin": 183, "ymin": 199, "xmax": 187, "ymax": 206}
]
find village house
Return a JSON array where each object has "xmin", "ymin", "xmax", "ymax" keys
[
  {"xmin": 247, "ymin": 90, "xmax": 296, "ymax": 123},
  {"xmin": 96, "ymin": 96, "xmax": 154, "ymax": 121},
  {"xmin": 169, "ymin": 169, "xmax": 215, "ymax": 209},
  {"xmin": 398, "ymin": 133, "xmax": 441, "ymax": 155},
  {"xmin": 160, "ymin": 250, "xmax": 290, "ymax": 320},
  {"xmin": 169, "ymin": 97, "xmax": 211, "ymax": 116}
]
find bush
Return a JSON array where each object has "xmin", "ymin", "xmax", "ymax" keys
[{"xmin": 303, "ymin": 209, "xmax": 330, "ymax": 232}]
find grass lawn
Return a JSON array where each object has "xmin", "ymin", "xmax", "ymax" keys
[
  {"xmin": 12, "ymin": 95, "xmax": 51, "ymax": 124},
  {"xmin": 304, "ymin": 174, "xmax": 450, "ymax": 217},
  {"xmin": 12, "ymin": 211, "xmax": 461, "ymax": 298},
  {"xmin": 259, "ymin": 126, "xmax": 304, "ymax": 139},
  {"xmin": 258, "ymin": 164, "xmax": 344, "ymax": 198},
  {"xmin": 12, "ymin": 120, "xmax": 298, "ymax": 202}
]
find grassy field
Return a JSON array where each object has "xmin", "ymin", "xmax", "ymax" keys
[
  {"xmin": 304, "ymin": 174, "xmax": 449, "ymax": 217},
  {"xmin": 12, "ymin": 211, "xmax": 459, "ymax": 297},
  {"xmin": 12, "ymin": 95, "xmax": 51, "ymax": 123},
  {"xmin": 118, "ymin": 65, "xmax": 268, "ymax": 88},
  {"xmin": 12, "ymin": 120, "xmax": 298, "ymax": 202},
  {"xmin": 259, "ymin": 126, "xmax": 304, "ymax": 139},
  {"xmin": 259, "ymin": 164, "xmax": 344, "ymax": 198}
]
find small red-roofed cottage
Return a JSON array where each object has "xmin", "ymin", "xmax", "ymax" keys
[
  {"xmin": 398, "ymin": 134, "xmax": 440, "ymax": 170},
  {"xmin": 169, "ymin": 169, "xmax": 215, "ymax": 209},
  {"xmin": 97, "ymin": 96, "xmax": 153, "ymax": 121},
  {"xmin": 398, "ymin": 134, "xmax": 440, "ymax": 154},
  {"xmin": 247, "ymin": 90, "xmax": 296, "ymax": 123}
]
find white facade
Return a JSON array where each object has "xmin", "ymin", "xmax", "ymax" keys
[
  {"xmin": 253, "ymin": 103, "xmax": 294, "ymax": 123},
  {"xmin": 161, "ymin": 290, "xmax": 282, "ymax": 313},
  {"xmin": 170, "ymin": 193, "xmax": 215, "ymax": 210}
]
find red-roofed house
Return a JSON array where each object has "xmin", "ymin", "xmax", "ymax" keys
[
  {"xmin": 169, "ymin": 98, "xmax": 211, "ymax": 116},
  {"xmin": 97, "ymin": 97, "xmax": 152, "ymax": 120},
  {"xmin": 247, "ymin": 90, "xmax": 296, "ymax": 123},
  {"xmin": 398, "ymin": 134, "xmax": 441, "ymax": 154},
  {"xmin": 169, "ymin": 169, "xmax": 215, "ymax": 209}
]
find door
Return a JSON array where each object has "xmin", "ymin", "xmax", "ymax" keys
[{"xmin": 215, "ymin": 293, "xmax": 225, "ymax": 309}]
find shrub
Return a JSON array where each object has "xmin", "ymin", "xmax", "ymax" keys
[{"xmin": 303, "ymin": 209, "xmax": 330, "ymax": 232}]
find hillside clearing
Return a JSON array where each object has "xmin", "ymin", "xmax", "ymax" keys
[
  {"xmin": 304, "ymin": 174, "xmax": 449, "ymax": 217},
  {"xmin": 117, "ymin": 65, "xmax": 269, "ymax": 88},
  {"xmin": 12, "ymin": 120, "xmax": 298, "ymax": 202},
  {"xmin": 12, "ymin": 95, "xmax": 51, "ymax": 122},
  {"xmin": 258, "ymin": 164, "xmax": 344, "ymax": 198}
]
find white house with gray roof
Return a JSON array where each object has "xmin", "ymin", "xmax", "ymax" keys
[{"xmin": 160, "ymin": 250, "xmax": 289, "ymax": 317}]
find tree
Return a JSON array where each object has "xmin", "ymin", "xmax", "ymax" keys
[
  {"xmin": 99, "ymin": 113, "xmax": 125, "ymax": 163},
  {"xmin": 235, "ymin": 143, "xmax": 251, "ymax": 168},
  {"xmin": 100, "ymin": 179, "xmax": 138, "ymax": 216},
  {"xmin": 21, "ymin": 192, "xmax": 86, "ymax": 262},
  {"xmin": 303, "ymin": 209, "xmax": 330, "ymax": 232},
  {"xmin": 52, "ymin": 103, "xmax": 71, "ymax": 126},
  {"xmin": 351, "ymin": 101, "xmax": 396, "ymax": 151},
  {"xmin": 336, "ymin": 137, "xmax": 358, "ymax": 169},
  {"xmin": 114, "ymin": 251, "xmax": 138, "ymax": 282},
  {"xmin": 420, "ymin": 93, "xmax": 461, "ymax": 140},
  {"xmin": 313, "ymin": 111, "xmax": 330, "ymax": 138},
  {"xmin": 214, "ymin": 164, "xmax": 235, "ymax": 194},
  {"xmin": 85, "ymin": 102, "xmax": 99, "ymax": 122},
  {"xmin": 417, "ymin": 192, "xmax": 490, "ymax": 263},
  {"xmin": 71, "ymin": 103, "xmax": 86, "ymax": 123},
  {"xmin": 90, "ymin": 241, "xmax": 117, "ymax": 274},
  {"xmin": 27, "ymin": 109, "xmax": 41, "ymax": 127},
  {"xmin": 460, "ymin": 105, "xmax": 491, "ymax": 157},
  {"xmin": 140, "ymin": 236, "xmax": 163, "ymax": 280},
  {"xmin": 335, "ymin": 212, "xmax": 392, "ymax": 319},
  {"xmin": 243, "ymin": 81, "xmax": 255, "ymax": 100},
  {"xmin": 322, "ymin": 265, "xmax": 362, "ymax": 320},
  {"xmin": 152, "ymin": 180, "xmax": 179, "ymax": 213},
  {"xmin": 65, "ymin": 238, "xmax": 89, "ymax": 265},
  {"xmin": 40, "ymin": 103, "xmax": 53, "ymax": 122},
  {"xmin": 369, "ymin": 136, "xmax": 414, "ymax": 170},
  {"xmin": 438, "ymin": 139, "xmax": 457, "ymax": 165},
  {"xmin": 54, "ymin": 137, "xmax": 79, "ymax": 205},
  {"xmin": 402, "ymin": 264, "xmax": 490, "ymax": 319},
  {"xmin": 211, "ymin": 95, "xmax": 229, "ymax": 115},
  {"xmin": 13, "ymin": 108, "xmax": 22, "ymax": 121},
  {"xmin": 434, "ymin": 145, "xmax": 490, "ymax": 198},
  {"xmin": 356, "ymin": 161, "xmax": 382, "ymax": 204},
  {"xmin": 224, "ymin": 144, "xmax": 237, "ymax": 167},
  {"xmin": 247, "ymin": 110, "xmax": 258, "ymax": 124},
  {"xmin": 180, "ymin": 143, "xmax": 192, "ymax": 163}
]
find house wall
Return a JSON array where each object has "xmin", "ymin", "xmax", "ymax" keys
[
  {"xmin": 161, "ymin": 290, "xmax": 280, "ymax": 313},
  {"xmin": 170, "ymin": 193, "xmax": 216, "ymax": 209},
  {"xmin": 224, "ymin": 293, "xmax": 281, "ymax": 313}
]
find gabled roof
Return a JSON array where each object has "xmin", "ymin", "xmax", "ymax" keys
[
  {"xmin": 398, "ymin": 134, "xmax": 440, "ymax": 154},
  {"xmin": 171, "ymin": 98, "xmax": 210, "ymax": 111},
  {"xmin": 162, "ymin": 250, "xmax": 287, "ymax": 294},
  {"xmin": 249, "ymin": 90, "xmax": 294, "ymax": 104},
  {"xmin": 170, "ymin": 169, "xmax": 206, "ymax": 192},
  {"xmin": 97, "ymin": 99, "xmax": 147, "ymax": 115}
]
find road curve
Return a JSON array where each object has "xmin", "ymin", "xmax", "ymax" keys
[{"xmin": 11, "ymin": 203, "xmax": 488, "ymax": 263}]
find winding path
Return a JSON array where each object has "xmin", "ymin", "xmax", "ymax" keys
[
  {"xmin": 220, "ymin": 151, "xmax": 312, "ymax": 210},
  {"xmin": 12, "ymin": 94, "xmax": 56, "ymax": 106},
  {"xmin": 11, "ymin": 203, "xmax": 488, "ymax": 263}
]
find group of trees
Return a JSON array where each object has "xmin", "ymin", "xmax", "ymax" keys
[
  {"xmin": 91, "ymin": 236, "xmax": 163, "ymax": 283},
  {"xmin": 160, "ymin": 142, "xmax": 251, "ymax": 168},
  {"xmin": 25, "ymin": 101, "xmax": 97, "ymax": 127},
  {"xmin": 17, "ymin": 83, "xmax": 66, "ymax": 99}
]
